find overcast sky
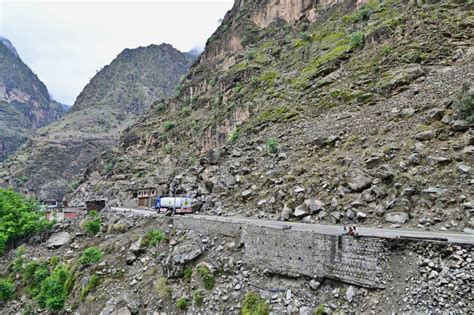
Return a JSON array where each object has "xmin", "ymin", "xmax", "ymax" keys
[{"xmin": 0, "ymin": 0, "xmax": 233, "ymax": 105}]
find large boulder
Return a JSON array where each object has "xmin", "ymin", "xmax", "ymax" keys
[
  {"xmin": 345, "ymin": 169, "xmax": 373, "ymax": 192},
  {"xmin": 385, "ymin": 212, "xmax": 409, "ymax": 224},
  {"xmin": 162, "ymin": 231, "xmax": 204, "ymax": 278},
  {"xmin": 46, "ymin": 232, "xmax": 70, "ymax": 248}
]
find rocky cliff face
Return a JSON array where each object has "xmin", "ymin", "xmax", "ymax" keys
[
  {"xmin": 71, "ymin": 0, "xmax": 473, "ymax": 232},
  {"xmin": 0, "ymin": 44, "xmax": 194, "ymax": 200},
  {"xmin": 0, "ymin": 39, "xmax": 66, "ymax": 161}
]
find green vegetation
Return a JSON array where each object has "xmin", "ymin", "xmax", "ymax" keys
[
  {"xmin": 156, "ymin": 277, "xmax": 171, "ymax": 299},
  {"xmin": 183, "ymin": 267, "xmax": 192, "ymax": 283},
  {"xmin": 69, "ymin": 180, "xmax": 80, "ymax": 190},
  {"xmin": 163, "ymin": 144, "xmax": 174, "ymax": 154},
  {"xmin": 266, "ymin": 138, "xmax": 279, "ymax": 154},
  {"xmin": 229, "ymin": 130, "xmax": 239, "ymax": 143},
  {"xmin": 196, "ymin": 265, "xmax": 215, "ymax": 290},
  {"xmin": 0, "ymin": 278, "xmax": 14, "ymax": 301},
  {"xmin": 176, "ymin": 297, "xmax": 188, "ymax": 311},
  {"xmin": 49, "ymin": 255, "xmax": 60, "ymax": 268},
  {"xmin": 35, "ymin": 264, "xmax": 71, "ymax": 311},
  {"xmin": 163, "ymin": 121, "xmax": 176, "ymax": 131},
  {"xmin": 80, "ymin": 274, "xmax": 100, "ymax": 301},
  {"xmin": 79, "ymin": 247, "xmax": 103, "ymax": 265},
  {"xmin": 181, "ymin": 106, "xmax": 191, "ymax": 117},
  {"xmin": 453, "ymin": 83, "xmax": 474, "ymax": 123},
  {"xmin": 314, "ymin": 304, "xmax": 325, "ymax": 315},
  {"xmin": 241, "ymin": 291, "xmax": 270, "ymax": 315},
  {"xmin": 83, "ymin": 211, "xmax": 101, "ymax": 235},
  {"xmin": 349, "ymin": 31, "xmax": 365, "ymax": 48},
  {"xmin": 194, "ymin": 290, "xmax": 204, "ymax": 306},
  {"xmin": 260, "ymin": 107, "xmax": 298, "ymax": 122},
  {"xmin": 105, "ymin": 161, "xmax": 114, "ymax": 174},
  {"xmin": 10, "ymin": 248, "xmax": 75, "ymax": 311},
  {"xmin": 140, "ymin": 229, "xmax": 166, "ymax": 247},
  {"xmin": 299, "ymin": 32, "xmax": 312, "ymax": 42},
  {"xmin": 0, "ymin": 188, "xmax": 52, "ymax": 255}
]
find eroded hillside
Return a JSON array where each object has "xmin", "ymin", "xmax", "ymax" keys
[
  {"xmin": 70, "ymin": 0, "xmax": 473, "ymax": 232},
  {"xmin": 0, "ymin": 39, "xmax": 66, "ymax": 162},
  {"xmin": 0, "ymin": 44, "xmax": 195, "ymax": 201}
]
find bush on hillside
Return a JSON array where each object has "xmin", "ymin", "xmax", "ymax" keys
[
  {"xmin": 0, "ymin": 188, "xmax": 53, "ymax": 255},
  {"xmin": 83, "ymin": 211, "xmax": 101, "ymax": 235},
  {"xmin": 79, "ymin": 247, "xmax": 103, "ymax": 265},
  {"xmin": 0, "ymin": 278, "xmax": 14, "ymax": 301},
  {"xmin": 242, "ymin": 291, "xmax": 270, "ymax": 315}
]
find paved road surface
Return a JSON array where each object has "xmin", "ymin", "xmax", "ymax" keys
[{"xmin": 111, "ymin": 207, "xmax": 474, "ymax": 245}]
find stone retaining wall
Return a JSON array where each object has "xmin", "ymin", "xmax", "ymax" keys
[{"xmin": 172, "ymin": 216, "xmax": 388, "ymax": 288}]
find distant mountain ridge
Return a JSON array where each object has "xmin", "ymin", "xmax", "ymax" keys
[
  {"xmin": 0, "ymin": 37, "xmax": 67, "ymax": 161},
  {"xmin": 0, "ymin": 43, "xmax": 195, "ymax": 201}
]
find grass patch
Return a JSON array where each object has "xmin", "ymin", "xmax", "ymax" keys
[
  {"xmin": 242, "ymin": 291, "xmax": 270, "ymax": 315},
  {"xmin": 266, "ymin": 138, "xmax": 278, "ymax": 154},
  {"xmin": 140, "ymin": 229, "xmax": 166, "ymax": 247},
  {"xmin": 176, "ymin": 297, "xmax": 188, "ymax": 311},
  {"xmin": 79, "ymin": 247, "xmax": 103, "ymax": 265},
  {"xmin": 194, "ymin": 290, "xmax": 204, "ymax": 307},
  {"xmin": 80, "ymin": 274, "xmax": 100, "ymax": 301},
  {"xmin": 196, "ymin": 265, "xmax": 215, "ymax": 290},
  {"xmin": 156, "ymin": 277, "xmax": 171, "ymax": 300}
]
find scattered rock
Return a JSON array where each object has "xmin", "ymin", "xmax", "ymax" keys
[
  {"xmin": 46, "ymin": 232, "xmax": 70, "ymax": 249},
  {"xmin": 385, "ymin": 212, "xmax": 409, "ymax": 224},
  {"xmin": 345, "ymin": 169, "xmax": 373, "ymax": 192},
  {"xmin": 414, "ymin": 130, "xmax": 435, "ymax": 141}
]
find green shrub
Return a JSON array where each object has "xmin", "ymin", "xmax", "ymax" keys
[
  {"xmin": 69, "ymin": 180, "xmax": 80, "ymax": 190},
  {"xmin": 140, "ymin": 229, "xmax": 166, "ymax": 247},
  {"xmin": 35, "ymin": 265, "xmax": 71, "ymax": 311},
  {"xmin": 196, "ymin": 265, "xmax": 215, "ymax": 290},
  {"xmin": 156, "ymin": 277, "xmax": 171, "ymax": 300},
  {"xmin": 12, "ymin": 245, "xmax": 26, "ymax": 272},
  {"xmin": 49, "ymin": 255, "xmax": 60, "ymax": 267},
  {"xmin": 194, "ymin": 290, "xmax": 204, "ymax": 307},
  {"xmin": 181, "ymin": 106, "xmax": 191, "ymax": 117},
  {"xmin": 80, "ymin": 274, "xmax": 100, "ymax": 301},
  {"xmin": 163, "ymin": 144, "xmax": 173, "ymax": 154},
  {"xmin": 266, "ymin": 138, "xmax": 278, "ymax": 154},
  {"xmin": 299, "ymin": 32, "xmax": 312, "ymax": 41},
  {"xmin": 0, "ymin": 278, "xmax": 14, "ymax": 301},
  {"xmin": 349, "ymin": 31, "xmax": 364, "ymax": 49},
  {"xmin": 84, "ymin": 218, "xmax": 101, "ymax": 235},
  {"xmin": 184, "ymin": 267, "xmax": 192, "ymax": 283},
  {"xmin": 79, "ymin": 247, "xmax": 103, "ymax": 265},
  {"xmin": 176, "ymin": 297, "xmax": 188, "ymax": 311},
  {"xmin": 242, "ymin": 291, "xmax": 270, "ymax": 315},
  {"xmin": 355, "ymin": 7, "xmax": 371, "ymax": 22},
  {"xmin": 105, "ymin": 161, "xmax": 114, "ymax": 174},
  {"xmin": 0, "ymin": 189, "xmax": 53, "ymax": 255},
  {"xmin": 163, "ymin": 121, "xmax": 176, "ymax": 131},
  {"xmin": 314, "ymin": 304, "xmax": 325, "ymax": 315},
  {"xmin": 230, "ymin": 130, "xmax": 239, "ymax": 143}
]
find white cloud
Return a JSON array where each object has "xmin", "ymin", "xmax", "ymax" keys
[{"xmin": 0, "ymin": 0, "xmax": 234, "ymax": 104}]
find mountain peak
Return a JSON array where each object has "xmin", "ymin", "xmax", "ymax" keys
[{"xmin": 0, "ymin": 36, "xmax": 20, "ymax": 58}]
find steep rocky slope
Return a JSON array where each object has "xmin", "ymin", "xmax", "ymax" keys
[
  {"xmin": 0, "ymin": 44, "xmax": 194, "ymax": 201},
  {"xmin": 70, "ymin": 0, "xmax": 473, "ymax": 232},
  {"xmin": 0, "ymin": 212, "xmax": 471, "ymax": 314},
  {"xmin": 0, "ymin": 39, "xmax": 66, "ymax": 161}
]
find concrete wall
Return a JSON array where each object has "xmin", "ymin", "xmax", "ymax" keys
[{"xmin": 172, "ymin": 216, "xmax": 388, "ymax": 288}]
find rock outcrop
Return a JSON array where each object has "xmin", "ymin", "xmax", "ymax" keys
[{"xmin": 0, "ymin": 38, "xmax": 66, "ymax": 161}]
